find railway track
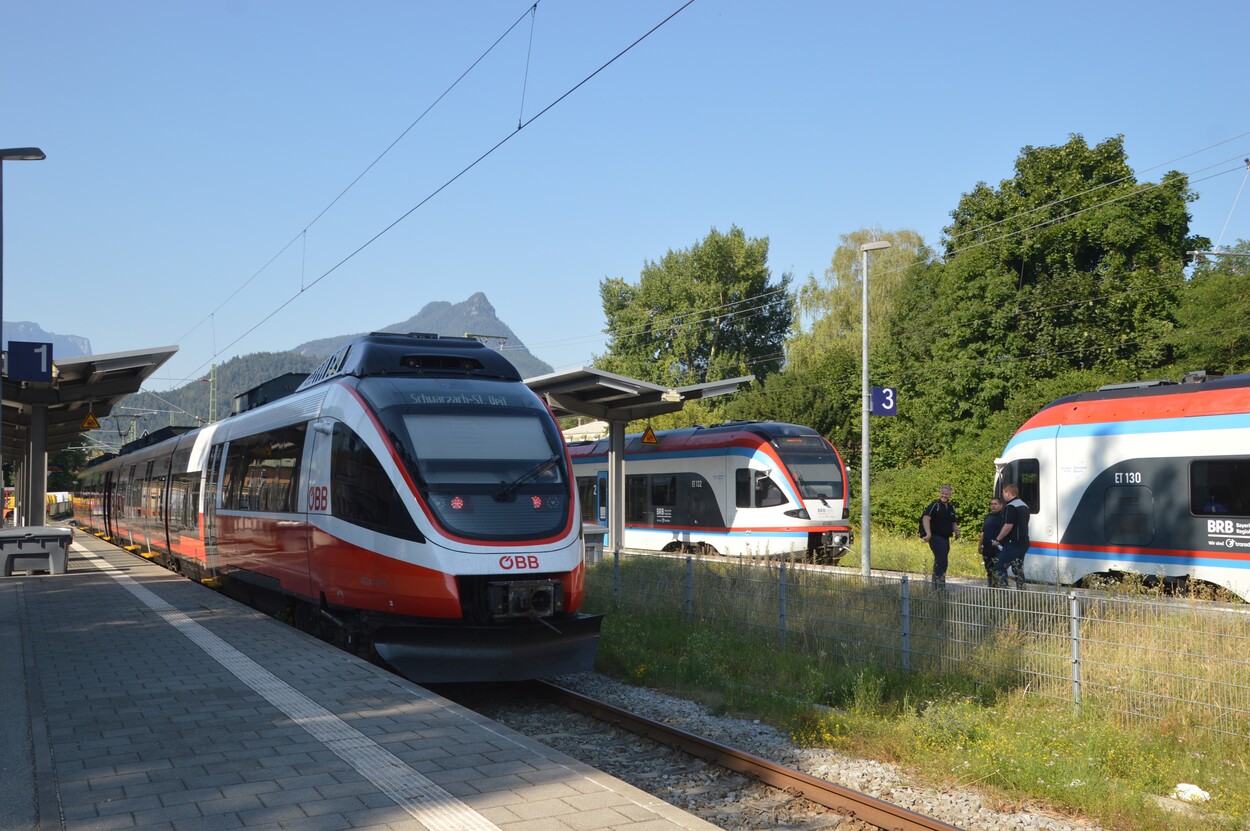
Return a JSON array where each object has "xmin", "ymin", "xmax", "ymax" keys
[{"xmin": 526, "ymin": 679, "xmax": 962, "ymax": 831}]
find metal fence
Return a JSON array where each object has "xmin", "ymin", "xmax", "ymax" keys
[{"xmin": 586, "ymin": 551, "xmax": 1250, "ymax": 738}]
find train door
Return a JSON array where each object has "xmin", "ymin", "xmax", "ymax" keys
[
  {"xmin": 203, "ymin": 443, "xmax": 224, "ymax": 574},
  {"xmin": 305, "ymin": 418, "xmax": 335, "ymax": 592},
  {"xmin": 997, "ymin": 451, "xmax": 1049, "ymax": 582},
  {"xmin": 596, "ymin": 470, "xmax": 608, "ymax": 526},
  {"xmin": 575, "ymin": 471, "xmax": 609, "ymax": 539},
  {"xmin": 139, "ymin": 460, "xmax": 156, "ymax": 554},
  {"xmin": 575, "ymin": 471, "xmax": 608, "ymax": 524},
  {"xmin": 103, "ymin": 470, "xmax": 116, "ymax": 539}
]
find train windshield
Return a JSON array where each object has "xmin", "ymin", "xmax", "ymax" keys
[
  {"xmin": 772, "ymin": 435, "xmax": 844, "ymax": 499},
  {"xmin": 357, "ymin": 378, "xmax": 571, "ymax": 541}
]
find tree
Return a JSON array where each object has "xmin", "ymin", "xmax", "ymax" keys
[
  {"xmin": 1168, "ymin": 240, "xmax": 1250, "ymax": 375},
  {"xmin": 596, "ymin": 226, "xmax": 793, "ymax": 387},
  {"xmin": 49, "ymin": 448, "xmax": 87, "ymax": 492},
  {"xmin": 876, "ymin": 134, "xmax": 1204, "ymax": 461},
  {"xmin": 788, "ymin": 228, "xmax": 933, "ymax": 372},
  {"xmin": 724, "ymin": 341, "xmax": 860, "ymax": 453}
]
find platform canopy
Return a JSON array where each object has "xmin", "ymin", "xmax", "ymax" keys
[
  {"xmin": 524, "ymin": 366, "xmax": 754, "ymax": 558},
  {"xmin": 524, "ymin": 366, "xmax": 753, "ymax": 423},
  {"xmin": 1, "ymin": 345, "xmax": 178, "ymax": 459}
]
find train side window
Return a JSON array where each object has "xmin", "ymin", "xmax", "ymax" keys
[
  {"xmin": 625, "ymin": 475, "xmax": 646, "ymax": 523},
  {"xmin": 221, "ymin": 425, "xmax": 306, "ymax": 513},
  {"xmin": 330, "ymin": 424, "xmax": 423, "ymax": 541},
  {"xmin": 756, "ymin": 475, "xmax": 787, "ymax": 508},
  {"xmin": 1000, "ymin": 458, "xmax": 1040, "ymax": 514},
  {"xmin": 735, "ymin": 469, "xmax": 751, "ymax": 508},
  {"xmin": 1189, "ymin": 459, "xmax": 1249, "ymax": 516},
  {"xmin": 1104, "ymin": 485, "xmax": 1154, "ymax": 546}
]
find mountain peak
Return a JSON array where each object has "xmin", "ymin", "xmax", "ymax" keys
[{"xmin": 293, "ymin": 294, "xmax": 551, "ymax": 378}]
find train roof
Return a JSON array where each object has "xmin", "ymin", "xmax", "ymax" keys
[
  {"xmin": 1022, "ymin": 371, "xmax": 1250, "ymax": 431},
  {"xmin": 296, "ymin": 332, "xmax": 521, "ymax": 392},
  {"xmin": 567, "ymin": 421, "xmax": 828, "ymax": 455}
]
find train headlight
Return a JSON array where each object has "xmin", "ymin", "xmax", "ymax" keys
[{"xmin": 783, "ymin": 508, "xmax": 811, "ymax": 520}]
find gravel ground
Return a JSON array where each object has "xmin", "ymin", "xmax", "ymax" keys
[{"xmin": 463, "ymin": 672, "xmax": 1114, "ymax": 831}]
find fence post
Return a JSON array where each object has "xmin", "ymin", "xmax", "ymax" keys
[
  {"xmin": 613, "ymin": 548, "xmax": 620, "ymax": 603},
  {"xmin": 685, "ymin": 556, "xmax": 694, "ymax": 622},
  {"xmin": 778, "ymin": 561, "xmax": 787, "ymax": 648},
  {"xmin": 900, "ymin": 575, "xmax": 911, "ymax": 672},
  {"xmin": 1069, "ymin": 591, "xmax": 1082, "ymax": 714}
]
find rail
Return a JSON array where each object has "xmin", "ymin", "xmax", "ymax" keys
[{"xmin": 532, "ymin": 680, "xmax": 962, "ymax": 831}]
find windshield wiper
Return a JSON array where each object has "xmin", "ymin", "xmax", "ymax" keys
[{"xmin": 495, "ymin": 454, "xmax": 560, "ymax": 502}]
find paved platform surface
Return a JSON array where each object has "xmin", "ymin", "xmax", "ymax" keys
[{"xmin": 1, "ymin": 530, "xmax": 716, "ymax": 831}]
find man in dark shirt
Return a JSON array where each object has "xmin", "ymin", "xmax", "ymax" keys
[
  {"xmin": 992, "ymin": 484, "xmax": 1030, "ymax": 589},
  {"xmin": 921, "ymin": 485, "xmax": 959, "ymax": 589},
  {"xmin": 979, "ymin": 497, "xmax": 1005, "ymax": 587}
]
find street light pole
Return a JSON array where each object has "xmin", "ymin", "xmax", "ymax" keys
[
  {"xmin": 0, "ymin": 147, "xmax": 48, "ymax": 521},
  {"xmin": 860, "ymin": 239, "xmax": 891, "ymax": 577}
]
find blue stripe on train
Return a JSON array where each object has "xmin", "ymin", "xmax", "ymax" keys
[
  {"xmin": 1028, "ymin": 543, "xmax": 1250, "ymax": 571},
  {"xmin": 1003, "ymin": 412, "xmax": 1250, "ymax": 453}
]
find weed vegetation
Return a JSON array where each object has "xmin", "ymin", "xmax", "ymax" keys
[{"xmin": 585, "ymin": 536, "xmax": 1250, "ymax": 831}]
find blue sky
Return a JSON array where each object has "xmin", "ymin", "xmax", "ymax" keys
[{"xmin": 3, "ymin": 0, "xmax": 1249, "ymax": 391}]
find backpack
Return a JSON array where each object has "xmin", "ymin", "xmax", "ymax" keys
[{"xmin": 918, "ymin": 506, "xmax": 928, "ymax": 538}]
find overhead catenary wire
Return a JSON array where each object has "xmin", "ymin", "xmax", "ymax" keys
[
  {"xmin": 155, "ymin": 0, "xmax": 1245, "ymax": 393},
  {"xmin": 523, "ymin": 144, "xmax": 1250, "ymax": 370},
  {"xmin": 170, "ymin": 1, "xmax": 551, "ymax": 350},
  {"xmin": 173, "ymin": 0, "xmax": 698, "ymax": 386},
  {"xmin": 1214, "ymin": 158, "xmax": 1250, "ymax": 251}
]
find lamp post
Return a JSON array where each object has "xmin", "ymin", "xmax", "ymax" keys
[
  {"xmin": 0, "ymin": 147, "xmax": 47, "ymax": 520},
  {"xmin": 860, "ymin": 239, "xmax": 891, "ymax": 577}
]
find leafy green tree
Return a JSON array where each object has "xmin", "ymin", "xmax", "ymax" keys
[
  {"xmin": 789, "ymin": 228, "xmax": 933, "ymax": 372},
  {"xmin": 49, "ymin": 448, "xmax": 87, "ymax": 492},
  {"xmin": 876, "ymin": 134, "xmax": 1204, "ymax": 462},
  {"xmin": 1168, "ymin": 240, "xmax": 1250, "ymax": 375},
  {"xmin": 596, "ymin": 226, "xmax": 793, "ymax": 388},
  {"xmin": 724, "ymin": 341, "xmax": 860, "ymax": 452}
]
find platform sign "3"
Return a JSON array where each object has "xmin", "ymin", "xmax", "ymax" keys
[{"xmin": 871, "ymin": 386, "xmax": 898, "ymax": 416}]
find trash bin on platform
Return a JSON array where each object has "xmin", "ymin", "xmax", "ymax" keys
[
  {"xmin": 0, "ymin": 526, "xmax": 72, "ymax": 576},
  {"xmin": 583, "ymin": 523, "xmax": 608, "ymax": 565}
]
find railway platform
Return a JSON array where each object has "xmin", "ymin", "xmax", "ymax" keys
[{"xmin": 1, "ymin": 530, "xmax": 717, "ymax": 831}]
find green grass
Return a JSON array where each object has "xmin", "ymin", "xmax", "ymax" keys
[
  {"xmin": 583, "ymin": 548, "xmax": 1250, "ymax": 831},
  {"xmin": 840, "ymin": 526, "xmax": 991, "ymax": 578}
]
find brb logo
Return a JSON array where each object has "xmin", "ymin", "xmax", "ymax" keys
[
  {"xmin": 499, "ymin": 555, "xmax": 540, "ymax": 570},
  {"xmin": 1208, "ymin": 519, "xmax": 1235, "ymax": 534}
]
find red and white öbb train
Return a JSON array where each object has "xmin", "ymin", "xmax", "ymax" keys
[
  {"xmin": 569, "ymin": 422, "xmax": 852, "ymax": 561},
  {"xmin": 75, "ymin": 333, "xmax": 601, "ymax": 682}
]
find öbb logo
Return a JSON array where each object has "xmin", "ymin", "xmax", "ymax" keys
[
  {"xmin": 499, "ymin": 555, "xmax": 540, "ymax": 570},
  {"xmin": 1208, "ymin": 519, "xmax": 1235, "ymax": 534}
]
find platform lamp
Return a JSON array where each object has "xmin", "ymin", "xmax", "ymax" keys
[
  {"xmin": 0, "ymin": 147, "xmax": 47, "ymax": 518},
  {"xmin": 859, "ymin": 239, "xmax": 891, "ymax": 577}
]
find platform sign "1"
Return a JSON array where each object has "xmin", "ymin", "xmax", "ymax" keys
[
  {"xmin": 871, "ymin": 386, "xmax": 898, "ymax": 416},
  {"xmin": 6, "ymin": 341, "xmax": 54, "ymax": 382}
]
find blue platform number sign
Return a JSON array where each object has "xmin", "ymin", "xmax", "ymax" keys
[
  {"xmin": 871, "ymin": 386, "xmax": 898, "ymax": 416},
  {"xmin": 7, "ymin": 341, "xmax": 54, "ymax": 382}
]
